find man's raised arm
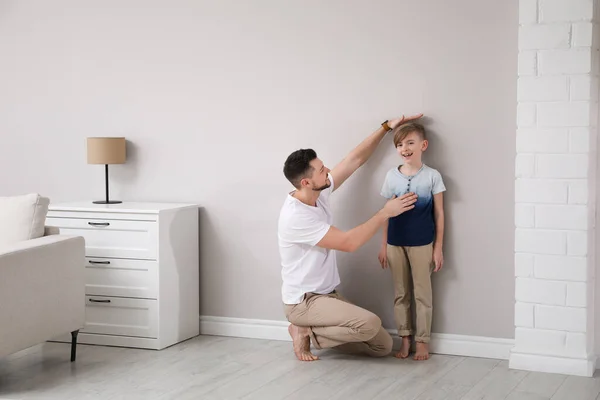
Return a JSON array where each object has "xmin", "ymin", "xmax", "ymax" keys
[{"xmin": 329, "ymin": 114, "xmax": 423, "ymax": 192}]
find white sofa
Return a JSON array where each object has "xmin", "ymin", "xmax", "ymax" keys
[{"xmin": 0, "ymin": 193, "xmax": 85, "ymax": 361}]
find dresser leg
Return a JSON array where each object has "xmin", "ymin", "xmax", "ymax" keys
[{"xmin": 70, "ymin": 330, "xmax": 79, "ymax": 362}]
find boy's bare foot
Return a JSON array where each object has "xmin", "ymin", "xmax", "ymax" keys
[
  {"xmin": 288, "ymin": 324, "xmax": 318, "ymax": 361},
  {"xmin": 414, "ymin": 342, "xmax": 430, "ymax": 361},
  {"xmin": 395, "ymin": 336, "xmax": 411, "ymax": 359}
]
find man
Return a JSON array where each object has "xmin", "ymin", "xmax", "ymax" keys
[{"xmin": 278, "ymin": 114, "xmax": 423, "ymax": 361}]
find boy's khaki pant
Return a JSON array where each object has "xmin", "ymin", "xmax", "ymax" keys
[
  {"xmin": 284, "ymin": 291, "xmax": 393, "ymax": 357},
  {"xmin": 387, "ymin": 243, "xmax": 433, "ymax": 343}
]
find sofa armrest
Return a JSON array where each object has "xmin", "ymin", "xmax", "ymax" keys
[
  {"xmin": 0, "ymin": 235, "xmax": 86, "ymax": 358},
  {"xmin": 44, "ymin": 226, "xmax": 60, "ymax": 236}
]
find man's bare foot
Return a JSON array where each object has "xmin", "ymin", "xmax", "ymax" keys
[
  {"xmin": 288, "ymin": 324, "xmax": 318, "ymax": 361},
  {"xmin": 414, "ymin": 342, "xmax": 430, "ymax": 361},
  {"xmin": 395, "ymin": 336, "xmax": 411, "ymax": 359}
]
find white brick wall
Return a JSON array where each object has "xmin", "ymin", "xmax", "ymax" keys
[
  {"xmin": 520, "ymin": 0, "xmax": 538, "ymax": 24},
  {"xmin": 535, "ymin": 205, "xmax": 588, "ymax": 229},
  {"xmin": 516, "ymin": 303, "xmax": 535, "ymax": 328},
  {"xmin": 513, "ymin": 0, "xmax": 597, "ymax": 376},
  {"xmin": 566, "ymin": 282, "xmax": 587, "ymax": 307},
  {"xmin": 538, "ymin": 49, "xmax": 592, "ymax": 75},
  {"xmin": 516, "ymin": 154, "xmax": 536, "ymax": 177},
  {"xmin": 517, "ymin": 103, "xmax": 537, "ymax": 127},
  {"xmin": 536, "ymin": 154, "xmax": 588, "ymax": 178},
  {"xmin": 535, "ymin": 305, "xmax": 587, "ymax": 332},
  {"xmin": 537, "ymin": 102, "xmax": 590, "ymax": 127},
  {"xmin": 514, "ymin": 328, "xmax": 588, "ymax": 357},
  {"xmin": 515, "ymin": 229, "xmax": 567, "ymax": 254},
  {"xmin": 519, "ymin": 25, "xmax": 571, "ymax": 50},
  {"xmin": 516, "ymin": 204, "xmax": 535, "ymax": 228},
  {"xmin": 534, "ymin": 255, "xmax": 588, "ymax": 281},
  {"xmin": 518, "ymin": 77, "xmax": 569, "ymax": 102},
  {"xmin": 572, "ymin": 22, "xmax": 594, "ymax": 47},
  {"xmin": 570, "ymin": 76, "xmax": 593, "ymax": 100},
  {"xmin": 516, "ymin": 278, "xmax": 567, "ymax": 305},
  {"xmin": 539, "ymin": 0, "xmax": 594, "ymax": 23},
  {"xmin": 519, "ymin": 51, "xmax": 537, "ymax": 75},
  {"xmin": 567, "ymin": 231, "xmax": 588, "ymax": 256},
  {"xmin": 569, "ymin": 128, "xmax": 592, "ymax": 152},
  {"xmin": 515, "ymin": 328, "xmax": 567, "ymax": 352},
  {"xmin": 568, "ymin": 180, "xmax": 588, "ymax": 204},
  {"xmin": 516, "ymin": 253, "xmax": 535, "ymax": 277}
]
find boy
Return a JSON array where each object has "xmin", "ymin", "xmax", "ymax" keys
[{"xmin": 377, "ymin": 122, "xmax": 445, "ymax": 361}]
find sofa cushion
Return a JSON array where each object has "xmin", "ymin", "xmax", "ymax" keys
[{"xmin": 0, "ymin": 193, "xmax": 50, "ymax": 246}]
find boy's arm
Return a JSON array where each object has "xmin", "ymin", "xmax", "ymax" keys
[
  {"xmin": 433, "ymin": 192, "xmax": 445, "ymax": 271},
  {"xmin": 381, "ymin": 219, "xmax": 388, "ymax": 247},
  {"xmin": 330, "ymin": 114, "xmax": 423, "ymax": 192},
  {"xmin": 377, "ymin": 219, "xmax": 389, "ymax": 268}
]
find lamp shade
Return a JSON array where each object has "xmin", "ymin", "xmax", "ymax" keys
[{"xmin": 87, "ymin": 137, "xmax": 126, "ymax": 165}]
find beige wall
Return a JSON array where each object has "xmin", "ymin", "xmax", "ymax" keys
[{"xmin": 0, "ymin": 0, "xmax": 517, "ymax": 338}]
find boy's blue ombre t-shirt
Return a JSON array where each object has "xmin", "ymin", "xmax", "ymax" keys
[{"xmin": 380, "ymin": 164, "xmax": 446, "ymax": 247}]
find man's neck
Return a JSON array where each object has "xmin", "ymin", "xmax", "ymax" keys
[
  {"xmin": 400, "ymin": 161, "xmax": 423, "ymax": 176},
  {"xmin": 292, "ymin": 189, "xmax": 320, "ymax": 207}
]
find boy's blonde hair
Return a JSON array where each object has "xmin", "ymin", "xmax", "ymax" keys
[{"xmin": 392, "ymin": 123, "xmax": 427, "ymax": 147}]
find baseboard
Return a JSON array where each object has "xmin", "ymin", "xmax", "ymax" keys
[
  {"xmin": 509, "ymin": 351, "xmax": 597, "ymax": 377},
  {"xmin": 199, "ymin": 316, "xmax": 515, "ymax": 360}
]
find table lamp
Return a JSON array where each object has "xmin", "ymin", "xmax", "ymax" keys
[{"xmin": 87, "ymin": 137, "xmax": 126, "ymax": 204}]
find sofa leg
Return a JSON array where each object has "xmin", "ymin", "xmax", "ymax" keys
[{"xmin": 70, "ymin": 330, "xmax": 79, "ymax": 362}]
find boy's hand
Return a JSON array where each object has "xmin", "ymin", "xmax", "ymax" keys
[
  {"xmin": 433, "ymin": 246, "xmax": 444, "ymax": 272},
  {"xmin": 378, "ymin": 244, "xmax": 388, "ymax": 269},
  {"xmin": 388, "ymin": 114, "xmax": 424, "ymax": 130}
]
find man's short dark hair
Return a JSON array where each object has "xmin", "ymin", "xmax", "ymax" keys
[{"xmin": 283, "ymin": 149, "xmax": 317, "ymax": 189}]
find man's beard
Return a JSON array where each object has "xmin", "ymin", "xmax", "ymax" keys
[{"xmin": 312, "ymin": 182, "xmax": 331, "ymax": 191}]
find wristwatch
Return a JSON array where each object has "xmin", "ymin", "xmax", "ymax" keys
[{"xmin": 381, "ymin": 120, "xmax": 391, "ymax": 132}]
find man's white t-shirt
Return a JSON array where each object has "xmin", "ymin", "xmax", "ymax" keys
[{"xmin": 278, "ymin": 173, "xmax": 340, "ymax": 304}]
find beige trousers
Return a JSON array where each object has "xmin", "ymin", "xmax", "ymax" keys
[
  {"xmin": 387, "ymin": 243, "xmax": 433, "ymax": 343},
  {"xmin": 284, "ymin": 291, "xmax": 393, "ymax": 357}
]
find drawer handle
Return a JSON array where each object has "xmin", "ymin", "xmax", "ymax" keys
[
  {"xmin": 89, "ymin": 298, "xmax": 111, "ymax": 303},
  {"xmin": 88, "ymin": 260, "xmax": 110, "ymax": 265},
  {"xmin": 88, "ymin": 222, "xmax": 110, "ymax": 227}
]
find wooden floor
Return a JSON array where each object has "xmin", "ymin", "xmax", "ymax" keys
[{"xmin": 0, "ymin": 335, "xmax": 599, "ymax": 400}]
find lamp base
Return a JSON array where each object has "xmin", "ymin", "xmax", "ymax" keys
[{"xmin": 93, "ymin": 200, "xmax": 122, "ymax": 204}]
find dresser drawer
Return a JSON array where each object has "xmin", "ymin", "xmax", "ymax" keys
[
  {"xmin": 46, "ymin": 217, "xmax": 158, "ymax": 260},
  {"xmin": 83, "ymin": 296, "xmax": 158, "ymax": 338},
  {"xmin": 85, "ymin": 257, "xmax": 158, "ymax": 299}
]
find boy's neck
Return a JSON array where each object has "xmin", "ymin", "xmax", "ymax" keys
[{"xmin": 400, "ymin": 161, "xmax": 423, "ymax": 176}]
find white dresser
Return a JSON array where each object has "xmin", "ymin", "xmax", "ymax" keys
[{"xmin": 46, "ymin": 201, "xmax": 200, "ymax": 350}]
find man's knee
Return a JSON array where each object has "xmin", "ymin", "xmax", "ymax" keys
[
  {"xmin": 361, "ymin": 313, "xmax": 393, "ymax": 357},
  {"xmin": 359, "ymin": 312, "xmax": 383, "ymax": 340},
  {"xmin": 380, "ymin": 329, "xmax": 394, "ymax": 356},
  {"xmin": 369, "ymin": 327, "xmax": 393, "ymax": 357}
]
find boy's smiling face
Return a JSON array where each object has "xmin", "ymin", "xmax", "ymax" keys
[{"xmin": 396, "ymin": 131, "xmax": 428, "ymax": 165}]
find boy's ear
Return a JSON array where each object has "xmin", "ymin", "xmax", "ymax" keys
[{"xmin": 422, "ymin": 139, "xmax": 429, "ymax": 151}]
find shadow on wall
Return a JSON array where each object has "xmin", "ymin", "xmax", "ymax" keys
[
  {"xmin": 198, "ymin": 207, "xmax": 230, "ymax": 317},
  {"xmin": 424, "ymin": 121, "xmax": 461, "ymax": 334}
]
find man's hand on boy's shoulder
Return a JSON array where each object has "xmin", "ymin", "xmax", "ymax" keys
[{"xmin": 388, "ymin": 114, "xmax": 424, "ymax": 130}]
